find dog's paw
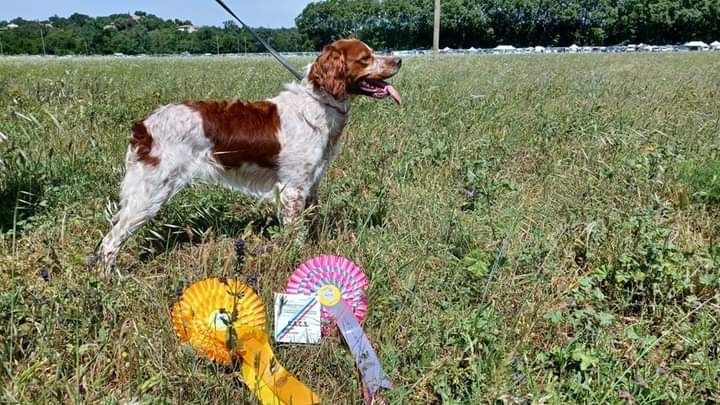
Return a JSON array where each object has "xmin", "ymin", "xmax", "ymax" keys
[
  {"xmin": 86, "ymin": 254, "xmax": 101, "ymax": 271},
  {"xmin": 86, "ymin": 253, "xmax": 118, "ymax": 278}
]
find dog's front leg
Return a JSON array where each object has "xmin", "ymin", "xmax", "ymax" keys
[{"xmin": 280, "ymin": 186, "xmax": 309, "ymax": 244}]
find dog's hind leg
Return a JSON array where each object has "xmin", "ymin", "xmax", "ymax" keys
[{"xmin": 94, "ymin": 160, "xmax": 186, "ymax": 272}]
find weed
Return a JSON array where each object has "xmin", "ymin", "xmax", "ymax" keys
[{"xmin": 681, "ymin": 160, "xmax": 720, "ymax": 203}]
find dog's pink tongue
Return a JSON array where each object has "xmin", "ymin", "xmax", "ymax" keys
[{"xmin": 385, "ymin": 84, "xmax": 401, "ymax": 105}]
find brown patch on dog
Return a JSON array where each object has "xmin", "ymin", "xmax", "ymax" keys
[
  {"xmin": 186, "ymin": 100, "xmax": 281, "ymax": 168},
  {"xmin": 130, "ymin": 121, "xmax": 159, "ymax": 166}
]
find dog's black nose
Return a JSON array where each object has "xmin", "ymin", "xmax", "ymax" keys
[{"xmin": 395, "ymin": 57, "xmax": 402, "ymax": 68}]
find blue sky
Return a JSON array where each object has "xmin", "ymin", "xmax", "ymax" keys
[{"xmin": 0, "ymin": 0, "xmax": 314, "ymax": 28}]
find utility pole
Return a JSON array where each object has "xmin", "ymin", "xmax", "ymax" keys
[
  {"xmin": 39, "ymin": 22, "xmax": 46, "ymax": 56},
  {"xmin": 433, "ymin": 0, "xmax": 440, "ymax": 53}
]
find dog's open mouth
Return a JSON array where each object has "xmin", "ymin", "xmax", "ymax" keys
[{"xmin": 356, "ymin": 78, "xmax": 401, "ymax": 105}]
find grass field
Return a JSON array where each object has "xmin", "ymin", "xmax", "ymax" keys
[{"xmin": 1, "ymin": 53, "xmax": 719, "ymax": 403}]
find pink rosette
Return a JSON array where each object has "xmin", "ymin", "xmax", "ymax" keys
[{"xmin": 286, "ymin": 255, "xmax": 369, "ymax": 334}]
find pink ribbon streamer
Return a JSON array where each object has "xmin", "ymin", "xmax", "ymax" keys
[{"xmin": 326, "ymin": 300, "xmax": 392, "ymax": 397}]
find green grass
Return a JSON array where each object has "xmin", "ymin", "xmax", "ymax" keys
[{"xmin": 1, "ymin": 53, "xmax": 719, "ymax": 403}]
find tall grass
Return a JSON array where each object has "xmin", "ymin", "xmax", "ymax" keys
[{"xmin": 1, "ymin": 53, "xmax": 719, "ymax": 403}]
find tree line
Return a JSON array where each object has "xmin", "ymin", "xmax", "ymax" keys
[
  {"xmin": 0, "ymin": 12, "xmax": 309, "ymax": 55},
  {"xmin": 1, "ymin": 1, "xmax": 719, "ymax": 55},
  {"xmin": 297, "ymin": 0, "xmax": 720, "ymax": 50}
]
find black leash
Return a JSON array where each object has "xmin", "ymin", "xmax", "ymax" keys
[{"xmin": 213, "ymin": 0, "xmax": 304, "ymax": 81}]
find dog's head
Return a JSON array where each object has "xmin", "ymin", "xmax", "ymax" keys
[{"xmin": 308, "ymin": 39, "xmax": 402, "ymax": 104}]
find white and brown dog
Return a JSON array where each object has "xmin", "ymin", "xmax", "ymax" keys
[{"xmin": 93, "ymin": 39, "xmax": 402, "ymax": 268}]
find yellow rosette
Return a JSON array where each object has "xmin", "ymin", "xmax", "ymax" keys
[{"xmin": 172, "ymin": 278, "xmax": 320, "ymax": 405}]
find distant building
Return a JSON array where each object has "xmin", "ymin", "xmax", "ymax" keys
[
  {"xmin": 103, "ymin": 24, "xmax": 117, "ymax": 31},
  {"xmin": 177, "ymin": 25, "xmax": 198, "ymax": 33},
  {"xmin": 494, "ymin": 45, "xmax": 516, "ymax": 54},
  {"xmin": 6, "ymin": 23, "xmax": 19, "ymax": 29},
  {"xmin": 683, "ymin": 41, "xmax": 710, "ymax": 51}
]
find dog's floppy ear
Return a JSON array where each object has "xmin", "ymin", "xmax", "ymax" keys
[{"xmin": 308, "ymin": 45, "xmax": 347, "ymax": 100}]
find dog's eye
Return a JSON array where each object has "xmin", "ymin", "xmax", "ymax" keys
[
  {"xmin": 355, "ymin": 57, "xmax": 370, "ymax": 66},
  {"xmin": 356, "ymin": 55, "xmax": 371, "ymax": 65}
]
